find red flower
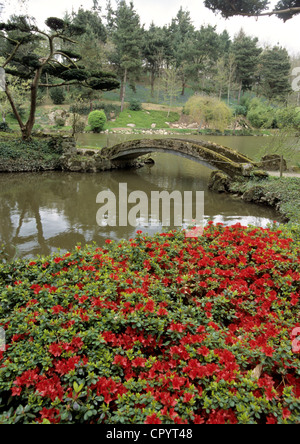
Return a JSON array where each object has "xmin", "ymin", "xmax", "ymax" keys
[
  {"xmin": 183, "ymin": 392, "xmax": 194, "ymax": 403},
  {"xmin": 11, "ymin": 386, "xmax": 22, "ymax": 396},
  {"xmin": 197, "ymin": 346, "xmax": 210, "ymax": 357},
  {"xmin": 52, "ymin": 305, "xmax": 64, "ymax": 314},
  {"xmin": 143, "ymin": 299, "xmax": 155, "ymax": 313},
  {"xmin": 54, "ymin": 257, "xmax": 63, "ymax": 264},
  {"xmin": 266, "ymin": 415, "xmax": 277, "ymax": 424},
  {"xmin": 132, "ymin": 357, "xmax": 147, "ymax": 368},
  {"xmin": 36, "ymin": 376, "xmax": 64, "ymax": 401},
  {"xmin": 49, "ymin": 343, "xmax": 62, "ymax": 357},
  {"xmin": 157, "ymin": 308, "xmax": 168, "ymax": 316},
  {"xmin": 91, "ymin": 377, "xmax": 127, "ymax": 404},
  {"xmin": 282, "ymin": 408, "xmax": 291, "ymax": 420},
  {"xmin": 113, "ymin": 355, "xmax": 129, "ymax": 367},
  {"xmin": 145, "ymin": 413, "xmax": 162, "ymax": 424},
  {"xmin": 172, "ymin": 375, "xmax": 186, "ymax": 390},
  {"xmin": 194, "ymin": 414, "xmax": 205, "ymax": 424},
  {"xmin": 39, "ymin": 407, "xmax": 61, "ymax": 424}
]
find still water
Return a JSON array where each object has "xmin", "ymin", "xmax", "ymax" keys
[{"xmin": 0, "ymin": 135, "xmax": 281, "ymax": 260}]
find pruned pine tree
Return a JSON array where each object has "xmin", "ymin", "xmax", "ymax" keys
[
  {"xmin": 0, "ymin": 15, "xmax": 119, "ymax": 140},
  {"xmin": 204, "ymin": 0, "xmax": 300, "ymax": 21}
]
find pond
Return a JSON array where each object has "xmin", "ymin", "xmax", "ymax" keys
[{"xmin": 0, "ymin": 135, "xmax": 282, "ymax": 261}]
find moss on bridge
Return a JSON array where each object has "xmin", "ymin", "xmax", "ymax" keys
[{"xmin": 101, "ymin": 138, "xmax": 266, "ymax": 179}]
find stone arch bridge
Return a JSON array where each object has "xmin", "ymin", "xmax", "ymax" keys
[
  {"xmin": 61, "ymin": 137, "xmax": 267, "ymax": 179},
  {"xmin": 100, "ymin": 138, "xmax": 265, "ymax": 178}
]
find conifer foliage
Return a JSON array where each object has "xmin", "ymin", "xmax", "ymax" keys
[{"xmin": 0, "ymin": 16, "xmax": 119, "ymax": 140}]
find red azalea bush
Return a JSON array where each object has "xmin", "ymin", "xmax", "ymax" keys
[{"xmin": 0, "ymin": 223, "xmax": 299, "ymax": 424}]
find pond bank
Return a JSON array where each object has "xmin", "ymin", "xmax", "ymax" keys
[{"xmin": 209, "ymin": 171, "xmax": 300, "ymax": 228}]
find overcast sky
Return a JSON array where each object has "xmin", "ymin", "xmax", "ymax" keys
[{"xmin": 2, "ymin": 0, "xmax": 300, "ymax": 55}]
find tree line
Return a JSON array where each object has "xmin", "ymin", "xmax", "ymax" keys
[
  {"xmin": 0, "ymin": 0, "xmax": 298, "ymax": 140},
  {"xmin": 66, "ymin": 1, "xmax": 294, "ymax": 106}
]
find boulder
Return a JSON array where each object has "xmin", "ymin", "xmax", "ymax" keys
[
  {"xmin": 261, "ymin": 154, "xmax": 287, "ymax": 172},
  {"xmin": 208, "ymin": 171, "xmax": 232, "ymax": 193},
  {"xmin": 242, "ymin": 186, "xmax": 265, "ymax": 203}
]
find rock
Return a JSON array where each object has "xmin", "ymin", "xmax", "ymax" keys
[
  {"xmin": 261, "ymin": 154, "xmax": 287, "ymax": 172},
  {"xmin": 208, "ymin": 171, "xmax": 232, "ymax": 193},
  {"xmin": 241, "ymin": 163, "xmax": 254, "ymax": 176},
  {"xmin": 151, "ymin": 123, "xmax": 156, "ymax": 128},
  {"xmin": 127, "ymin": 123, "xmax": 136, "ymax": 128},
  {"xmin": 252, "ymin": 169, "xmax": 269, "ymax": 179},
  {"xmin": 48, "ymin": 110, "xmax": 67, "ymax": 125},
  {"xmin": 242, "ymin": 186, "xmax": 265, "ymax": 203}
]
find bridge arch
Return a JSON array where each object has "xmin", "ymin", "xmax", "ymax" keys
[{"xmin": 101, "ymin": 138, "xmax": 260, "ymax": 178}]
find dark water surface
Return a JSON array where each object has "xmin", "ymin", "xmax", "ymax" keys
[{"xmin": 0, "ymin": 135, "xmax": 281, "ymax": 260}]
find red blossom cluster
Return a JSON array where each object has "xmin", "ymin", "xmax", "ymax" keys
[{"xmin": 0, "ymin": 223, "xmax": 299, "ymax": 424}]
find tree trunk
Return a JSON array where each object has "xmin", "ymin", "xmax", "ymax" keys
[
  {"xmin": 150, "ymin": 69, "xmax": 155, "ymax": 98},
  {"xmin": 21, "ymin": 68, "xmax": 43, "ymax": 141},
  {"xmin": 237, "ymin": 82, "xmax": 242, "ymax": 104},
  {"xmin": 120, "ymin": 68, "xmax": 127, "ymax": 112},
  {"xmin": 181, "ymin": 74, "xmax": 185, "ymax": 96},
  {"xmin": 5, "ymin": 85, "xmax": 25, "ymax": 132},
  {"xmin": 227, "ymin": 82, "xmax": 231, "ymax": 104}
]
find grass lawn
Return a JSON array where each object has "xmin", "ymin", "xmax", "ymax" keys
[{"xmin": 105, "ymin": 109, "xmax": 180, "ymax": 130}]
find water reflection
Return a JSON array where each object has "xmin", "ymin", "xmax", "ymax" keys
[{"xmin": 0, "ymin": 153, "xmax": 281, "ymax": 260}]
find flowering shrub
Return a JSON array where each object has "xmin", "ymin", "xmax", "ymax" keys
[{"xmin": 0, "ymin": 223, "xmax": 299, "ymax": 424}]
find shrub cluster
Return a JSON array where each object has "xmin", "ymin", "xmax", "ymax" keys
[
  {"xmin": 0, "ymin": 138, "xmax": 62, "ymax": 171},
  {"xmin": 184, "ymin": 95, "xmax": 233, "ymax": 132},
  {"xmin": 239, "ymin": 97, "xmax": 300, "ymax": 130},
  {"xmin": 129, "ymin": 99, "xmax": 142, "ymax": 111},
  {"xmin": 0, "ymin": 223, "xmax": 299, "ymax": 424},
  {"xmin": 50, "ymin": 88, "xmax": 66, "ymax": 105},
  {"xmin": 88, "ymin": 110, "xmax": 107, "ymax": 133}
]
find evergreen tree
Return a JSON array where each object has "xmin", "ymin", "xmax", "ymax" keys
[
  {"xmin": 108, "ymin": 1, "xmax": 143, "ymax": 111},
  {"xmin": 258, "ymin": 46, "xmax": 292, "ymax": 102},
  {"xmin": 231, "ymin": 29, "xmax": 262, "ymax": 101},
  {"xmin": 168, "ymin": 7, "xmax": 195, "ymax": 95},
  {"xmin": 71, "ymin": 7, "xmax": 107, "ymax": 43},
  {"xmin": 142, "ymin": 23, "xmax": 168, "ymax": 97},
  {"xmin": 218, "ymin": 30, "xmax": 231, "ymax": 55},
  {"xmin": 187, "ymin": 25, "xmax": 221, "ymax": 93}
]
